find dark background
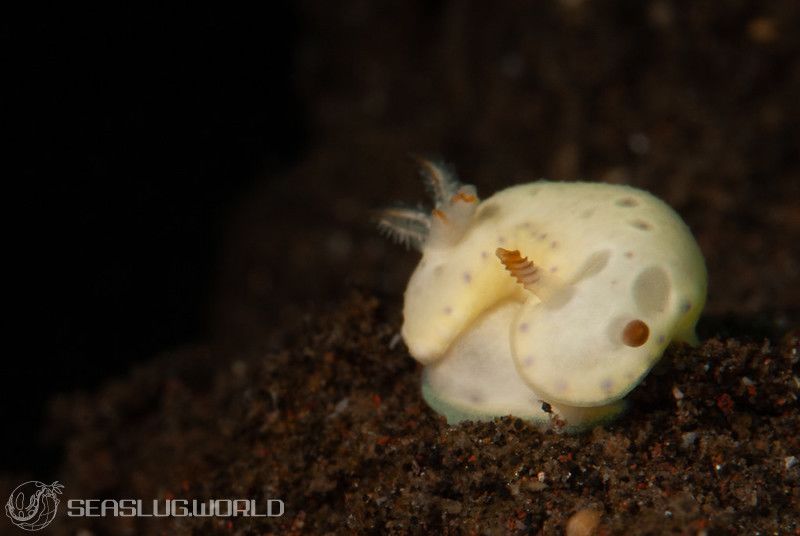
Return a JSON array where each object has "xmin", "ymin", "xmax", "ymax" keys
[{"xmin": 6, "ymin": 4, "xmax": 304, "ymax": 472}]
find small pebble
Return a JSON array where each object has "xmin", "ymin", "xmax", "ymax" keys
[
  {"xmin": 388, "ymin": 332, "xmax": 403, "ymax": 350},
  {"xmin": 747, "ymin": 17, "xmax": 778, "ymax": 44},
  {"xmin": 566, "ymin": 509, "xmax": 602, "ymax": 536},
  {"xmin": 785, "ymin": 456, "xmax": 798, "ymax": 470},
  {"xmin": 326, "ymin": 398, "xmax": 350, "ymax": 420},
  {"xmin": 231, "ymin": 360, "xmax": 247, "ymax": 378}
]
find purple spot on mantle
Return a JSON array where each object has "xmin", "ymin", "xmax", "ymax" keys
[
  {"xmin": 519, "ymin": 322, "xmax": 529, "ymax": 333},
  {"xmin": 463, "ymin": 271, "xmax": 472, "ymax": 284}
]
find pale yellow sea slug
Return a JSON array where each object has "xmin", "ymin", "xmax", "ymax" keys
[{"xmin": 378, "ymin": 159, "xmax": 707, "ymax": 430}]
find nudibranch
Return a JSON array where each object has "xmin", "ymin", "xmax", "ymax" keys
[{"xmin": 378, "ymin": 159, "xmax": 707, "ymax": 430}]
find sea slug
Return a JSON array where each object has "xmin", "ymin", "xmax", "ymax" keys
[{"xmin": 378, "ymin": 159, "xmax": 707, "ymax": 429}]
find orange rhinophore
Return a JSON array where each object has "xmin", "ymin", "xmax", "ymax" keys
[
  {"xmin": 496, "ymin": 248, "xmax": 539, "ymax": 290},
  {"xmin": 377, "ymin": 158, "xmax": 478, "ymax": 250},
  {"xmin": 432, "ymin": 208, "xmax": 448, "ymax": 222},
  {"xmin": 451, "ymin": 192, "xmax": 477, "ymax": 204}
]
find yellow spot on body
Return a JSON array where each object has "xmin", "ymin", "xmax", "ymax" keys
[
  {"xmin": 633, "ymin": 266, "xmax": 671, "ymax": 314},
  {"xmin": 615, "ymin": 197, "xmax": 638, "ymax": 207},
  {"xmin": 475, "ymin": 203, "xmax": 499, "ymax": 221},
  {"xmin": 573, "ymin": 250, "xmax": 611, "ymax": 281}
]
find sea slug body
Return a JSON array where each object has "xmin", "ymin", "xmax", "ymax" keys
[{"xmin": 378, "ymin": 159, "xmax": 707, "ymax": 430}]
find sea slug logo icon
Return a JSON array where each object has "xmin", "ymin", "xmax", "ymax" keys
[{"xmin": 5, "ymin": 481, "xmax": 64, "ymax": 531}]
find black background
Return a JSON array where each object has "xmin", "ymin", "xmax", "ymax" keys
[{"xmin": 6, "ymin": 5, "xmax": 304, "ymax": 472}]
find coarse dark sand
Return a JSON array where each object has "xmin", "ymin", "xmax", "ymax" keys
[{"xmin": 40, "ymin": 295, "xmax": 799, "ymax": 534}]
